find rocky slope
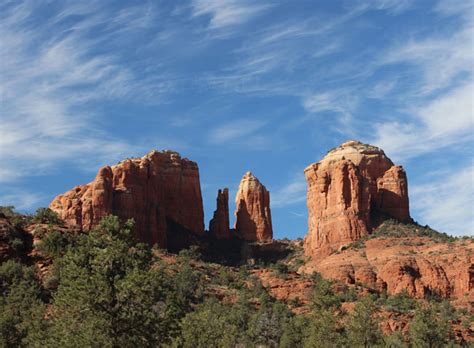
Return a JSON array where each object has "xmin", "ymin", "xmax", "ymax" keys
[
  {"xmin": 302, "ymin": 221, "xmax": 474, "ymax": 301},
  {"xmin": 304, "ymin": 140, "xmax": 410, "ymax": 259},
  {"xmin": 235, "ymin": 172, "xmax": 273, "ymax": 241},
  {"xmin": 50, "ymin": 150, "xmax": 205, "ymax": 248}
]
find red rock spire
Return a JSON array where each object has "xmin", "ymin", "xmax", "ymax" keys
[
  {"xmin": 209, "ymin": 188, "xmax": 230, "ymax": 239},
  {"xmin": 234, "ymin": 172, "xmax": 273, "ymax": 241}
]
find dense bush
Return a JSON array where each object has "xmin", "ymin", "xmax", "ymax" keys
[
  {"xmin": 384, "ymin": 290, "xmax": 417, "ymax": 313},
  {"xmin": 36, "ymin": 229, "xmax": 75, "ymax": 259},
  {"xmin": 32, "ymin": 207, "xmax": 62, "ymax": 225},
  {"xmin": 409, "ymin": 303, "xmax": 452, "ymax": 347},
  {"xmin": 0, "ymin": 205, "xmax": 30, "ymax": 229},
  {"xmin": 0, "ymin": 261, "xmax": 46, "ymax": 346}
]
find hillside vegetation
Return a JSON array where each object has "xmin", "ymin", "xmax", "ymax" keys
[{"xmin": 1, "ymin": 208, "xmax": 473, "ymax": 347}]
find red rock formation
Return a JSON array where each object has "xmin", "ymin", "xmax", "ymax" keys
[
  {"xmin": 304, "ymin": 140, "xmax": 410, "ymax": 259},
  {"xmin": 235, "ymin": 172, "xmax": 273, "ymax": 241},
  {"xmin": 376, "ymin": 166, "xmax": 410, "ymax": 222},
  {"xmin": 50, "ymin": 150, "xmax": 204, "ymax": 248},
  {"xmin": 209, "ymin": 188, "xmax": 230, "ymax": 239},
  {"xmin": 301, "ymin": 230, "xmax": 474, "ymax": 300}
]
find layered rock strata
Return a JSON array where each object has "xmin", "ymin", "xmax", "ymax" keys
[
  {"xmin": 209, "ymin": 188, "xmax": 230, "ymax": 239},
  {"xmin": 235, "ymin": 172, "xmax": 273, "ymax": 241},
  {"xmin": 304, "ymin": 140, "xmax": 410, "ymax": 258},
  {"xmin": 50, "ymin": 150, "xmax": 204, "ymax": 247},
  {"xmin": 302, "ymin": 230, "xmax": 474, "ymax": 300}
]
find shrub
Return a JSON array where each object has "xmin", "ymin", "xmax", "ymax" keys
[
  {"xmin": 36, "ymin": 230, "xmax": 73, "ymax": 259},
  {"xmin": 178, "ymin": 245, "xmax": 202, "ymax": 261},
  {"xmin": 385, "ymin": 290, "xmax": 417, "ymax": 313},
  {"xmin": 311, "ymin": 272, "xmax": 341, "ymax": 311},
  {"xmin": 0, "ymin": 206, "xmax": 29, "ymax": 227},
  {"xmin": 409, "ymin": 303, "xmax": 452, "ymax": 347},
  {"xmin": 32, "ymin": 208, "xmax": 62, "ymax": 225}
]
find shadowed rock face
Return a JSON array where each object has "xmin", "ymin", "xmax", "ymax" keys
[
  {"xmin": 49, "ymin": 150, "xmax": 204, "ymax": 248},
  {"xmin": 235, "ymin": 172, "xmax": 273, "ymax": 242},
  {"xmin": 304, "ymin": 140, "xmax": 410, "ymax": 259},
  {"xmin": 209, "ymin": 188, "xmax": 230, "ymax": 239}
]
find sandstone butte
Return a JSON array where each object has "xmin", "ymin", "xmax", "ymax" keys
[
  {"xmin": 49, "ymin": 150, "xmax": 205, "ymax": 248},
  {"xmin": 235, "ymin": 172, "xmax": 273, "ymax": 242},
  {"xmin": 302, "ymin": 140, "xmax": 473, "ymax": 300},
  {"xmin": 209, "ymin": 188, "xmax": 230, "ymax": 239},
  {"xmin": 304, "ymin": 140, "xmax": 410, "ymax": 259}
]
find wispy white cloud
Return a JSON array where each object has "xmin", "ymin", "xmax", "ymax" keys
[
  {"xmin": 191, "ymin": 0, "xmax": 270, "ymax": 30},
  {"xmin": 380, "ymin": 24, "xmax": 473, "ymax": 95},
  {"xmin": 0, "ymin": 189, "xmax": 45, "ymax": 211},
  {"xmin": 372, "ymin": 81, "xmax": 473, "ymax": 161},
  {"xmin": 410, "ymin": 165, "xmax": 474, "ymax": 235},
  {"xmin": 0, "ymin": 1, "xmax": 168, "ymax": 183},
  {"xmin": 208, "ymin": 119, "xmax": 266, "ymax": 144},
  {"xmin": 271, "ymin": 175, "xmax": 307, "ymax": 208},
  {"xmin": 368, "ymin": 80, "xmax": 397, "ymax": 99},
  {"xmin": 434, "ymin": 0, "xmax": 474, "ymax": 19},
  {"xmin": 369, "ymin": 0, "xmax": 414, "ymax": 14}
]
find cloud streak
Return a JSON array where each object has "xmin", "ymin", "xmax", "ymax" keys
[
  {"xmin": 372, "ymin": 82, "xmax": 473, "ymax": 160},
  {"xmin": 208, "ymin": 119, "xmax": 266, "ymax": 144},
  {"xmin": 271, "ymin": 175, "xmax": 307, "ymax": 208},
  {"xmin": 0, "ymin": 1, "xmax": 170, "ymax": 182},
  {"xmin": 191, "ymin": 0, "xmax": 270, "ymax": 30},
  {"xmin": 410, "ymin": 165, "xmax": 474, "ymax": 235}
]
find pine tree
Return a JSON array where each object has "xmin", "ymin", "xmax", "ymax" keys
[
  {"xmin": 346, "ymin": 295, "xmax": 383, "ymax": 347},
  {"xmin": 409, "ymin": 303, "xmax": 452, "ymax": 348},
  {"xmin": 44, "ymin": 216, "xmax": 179, "ymax": 347},
  {"xmin": 303, "ymin": 309, "xmax": 345, "ymax": 348}
]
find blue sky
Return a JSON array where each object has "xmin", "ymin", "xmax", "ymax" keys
[{"xmin": 0, "ymin": 0, "xmax": 472, "ymax": 238}]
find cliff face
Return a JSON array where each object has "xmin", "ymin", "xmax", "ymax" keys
[
  {"xmin": 49, "ymin": 150, "xmax": 204, "ymax": 247},
  {"xmin": 209, "ymin": 188, "xmax": 230, "ymax": 239},
  {"xmin": 302, "ymin": 222, "xmax": 474, "ymax": 300},
  {"xmin": 304, "ymin": 140, "xmax": 410, "ymax": 259},
  {"xmin": 235, "ymin": 172, "xmax": 273, "ymax": 242}
]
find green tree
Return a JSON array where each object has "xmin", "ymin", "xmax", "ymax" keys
[
  {"xmin": 179, "ymin": 299, "xmax": 240, "ymax": 348},
  {"xmin": 303, "ymin": 309, "xmax": 345, "ymax": 348},
  {"xmin": 346, "ymin": 296, "xmax": 383, "ymax": 347},
  {"xmin": 409, "ymin": 303, "xmax": 452, "ymax": 348},
  {"xmin": 280, "ymin": 314, "xmax": 309, "ymax": 348},
  {"xmin": 311, "ymin": 272, "xmax": 341, "ymax": 311},
  {"xmin": 44, "ymin": 216, "xmax": 180, "ymax": 347},
  {"xmin": 36, "ymin": 229, "xmax": 74, "ymax": 259},
  {"xmin": 247, "ymin": 301, "xmax": 292, "ymax": 347},
  {"xmin": 0, "ymin": 260, "xmax": 46, "ymax": 347},
  {"xmin": 383, "ymin": 330, "xmax": 407, "ymax": 348},
  {"xmin": 385, "ymin": 290, "xmax": 417, "ymax": 313},
  {"xmin": 32, "ymin": 207, "xmax": 62, "ymax": 224}
]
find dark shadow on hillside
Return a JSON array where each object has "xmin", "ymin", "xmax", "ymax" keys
[{"xmin": 166, "ymin": 218, "xmax": 292, "ymax": 266}]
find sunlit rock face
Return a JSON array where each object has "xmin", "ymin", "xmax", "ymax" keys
[
  {"xmin": 234, "ymin": 172, "xmax": 273, "ymax": 242},
  {"xmin": 50, "ymin": 150, "xmax": 205, "ymax": 248},
  {"xmin": 304, "ymin": 140, "xmax": 410, "ymax": 259}
]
